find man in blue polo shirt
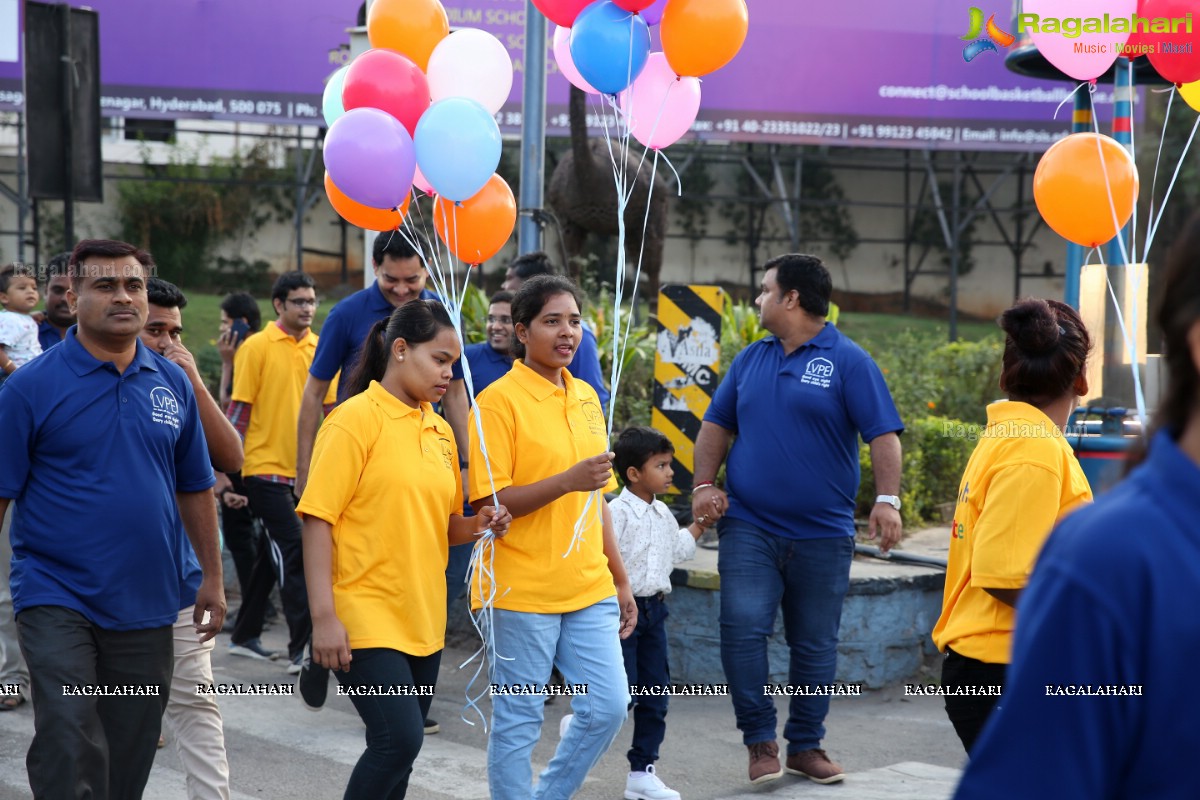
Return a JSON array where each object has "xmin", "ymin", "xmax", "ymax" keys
[
  {"xmin": 37, "ymin": 252, "xmax": 75, "ymax": 353},
  {"xmin": 294, "ymin": 232, "xmax": 436, "ymax": 498},
  {"xmin": 0, "ymin": 239, "xmax": 224, "ymax": 800},
  {"xmin": 692, "ymin": 254, "xmax": 903, "ymax": 787}
]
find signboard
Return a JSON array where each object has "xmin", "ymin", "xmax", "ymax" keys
[
  {"xmin": 652, "ymin": 285, "xmax": 723, "ymax": 495},
  {"xmin": 0, "ymin": 0, "xmax": 1132, "ymax": 150}
]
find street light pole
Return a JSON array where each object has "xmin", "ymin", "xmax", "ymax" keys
[{"xmin": 518, "ymin": 2, "xmax": 547, "ymax": 256}]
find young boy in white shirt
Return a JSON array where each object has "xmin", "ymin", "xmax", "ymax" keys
[
  {"xmin": 0, "ymin": 264, "xmax": 42, "ymax": 378},
  {"xmin": 607, "ymin": 426, "xmax": 723, "ymax": 800}
]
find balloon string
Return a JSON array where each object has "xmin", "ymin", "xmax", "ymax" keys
[
  {"xmin": 1143, "ymin": 113, "xmax": 1199, "ymax": 259},
  {"xmin": 1125, "ymin": 59, "xmax": 1138, "ymax": 267},
  {"xmin": 395, "ymin": 200, "xmax": 508, "ymax": 723},
  {"xmin": 1141, "ymin": 85, "xmax": 1174, "ymax": 265},
  {"xmin": 659, "ymin": 148, "xmax": 684, "ymax": 196},
  {"xmin": 1053, "ymin": 81, "xmax": 1087, "ymax": 120},
  {"xmin": 1092, "ymin": 247, "xmax": 1148, "ymax": 431}
]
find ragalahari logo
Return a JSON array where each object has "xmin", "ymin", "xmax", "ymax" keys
[{"xmin": 961, "ymin": 7, "xmax": 1015, "ymax": 62}]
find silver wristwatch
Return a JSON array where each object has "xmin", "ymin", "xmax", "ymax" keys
[{"xmin": 875, "ymin": 494, "xmax": 901, "ymax": 510}]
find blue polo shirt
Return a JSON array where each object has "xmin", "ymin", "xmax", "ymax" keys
[
  {"xmin": 37, "ymin": 319, "xmax": 64, "ymax": 353},
  {"xmin": 704, "ymin": 324, "xmax": 902, "ymax": 539},
  {"xmin": 310, "ymin": 283, "xmax": 439, "ymax": 403},
  {"xmin": 0, "ymin": 329, "xmax": 215, "ymax": 630},
  {"xmin": 452, "ymin": 342, "xmax": 514, "ymax": 397},
  {"xmin": 955, "ymin": 429, "xmax": 1200, "ymax": 800}
]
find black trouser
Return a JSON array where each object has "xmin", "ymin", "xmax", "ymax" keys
[
  {"xmin": 220, "ymin": 471, "xmax": 263, "ymax": 602},
  {"xmin": 942, "ymin": 647, "xmax": 1007, "ymax": 754},
  {"xmin": 334, "ymin": 648, "xmax": 441, "ymax": 800},
  {"xmin": 621, "ymin": 593, "xmax": 671, "ymax": 772},
  {"xmin": 17, "ymin": 605, "xmax": 172, "ymax": 800},
  {"xmin": 235, "ymin": 477, "xmax": 310, "ymax": 660}
]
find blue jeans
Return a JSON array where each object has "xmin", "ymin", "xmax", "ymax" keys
[
  {"xmin": 333, "ymin": 647, "xmax": 440, "ymax": 800},
  {"xmin": 621, "ymin": 594, "xmax": 670, "ymax": 772},
  {"xmin": 445, "ymin": 542, "xmax": 473, "ymax": 616},
  {"xmin": 488, "ymin": 598, "xmax": 629, "ymax": 800},
  {"xmin": 717, "ymin": 517, "xmax": 854, "ymax": 753}
]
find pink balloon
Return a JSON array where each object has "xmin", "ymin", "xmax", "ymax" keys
[
  {"xmin": 553, "ymin": 25, "xmax": 599, "ymax": 94},
  {"xmin": 641, "ymin": 0, "xmax": 668, "ymax": 25},
  {"xmin": 1025, "ymin": 0, "xmax": 1136, "ymax": 81},
  {"xmin": 413, "ymin": 164, "xmax": 434, "ymax": 196},
  {"xmin": 532, "ymin": 0, "xmax": 593, "ymax": 27},
  {"xmin": 614, "ymin": 0, "xmax": 657, "ymax": 9},
  {"xmin": 618, "ymin": 52, "xmax": 701, "ymax": 150}
]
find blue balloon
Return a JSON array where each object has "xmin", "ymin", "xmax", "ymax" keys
[
  {"xmin": 322, "ymin": 65, "xmax": 348, "ymax": 127},
  {"xmin": 414, "ymin": 98, "xmax": 502, "ymax": 203},
  {"xmin": 569, "ymin": 1, "xmax": 651, "ymax": 95}
]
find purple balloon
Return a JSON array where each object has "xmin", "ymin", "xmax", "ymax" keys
[
  {"xmin": 641, "ymin": 0, "xmax": 667, "ymax": 26},
  {"xmin": 323, "ymin": 107, "xmax": 415, "ymax": 211}
]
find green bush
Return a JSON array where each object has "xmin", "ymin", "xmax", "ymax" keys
[
  {"xmin": 856, "ymin": 415, "xmax": 977, "ymax": 528},
  {"xmin": 874, "ymin": 333, "xmax": 1002, "ymax": 427}
]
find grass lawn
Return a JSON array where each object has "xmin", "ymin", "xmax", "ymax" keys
[{"xmin": 836, "ymin": 311, "xmax": 1001, "ymax": 352}]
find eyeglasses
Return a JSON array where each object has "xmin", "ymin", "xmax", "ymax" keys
[{"xmin": 286, "ymin": 298, "xmax": 319, "ymax": 308}]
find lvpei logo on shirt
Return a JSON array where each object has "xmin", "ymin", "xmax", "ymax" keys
[
  {"xmin": 150, "ymin": 386, "xmax": 181, "ymax": 430},
  {"xmin": 800, "ymin": 357, "xmax": 835, "ymax": 389}
]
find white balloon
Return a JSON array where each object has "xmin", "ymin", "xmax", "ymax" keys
[{"xmin": 427, "ymin": 29, "xmax": 514, "ymax": 115}]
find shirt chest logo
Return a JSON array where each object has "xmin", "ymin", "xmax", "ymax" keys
[
  {"xmin": 582, "ymin": 400, "xmax": 606, "ymax": 436},
  {"xmin": 800, "ymin": 357, "xmax": 835, "ymax": 389},
  {"xmin": 149, "ymin": 386, "xmax": 181, "ymax": 430}
]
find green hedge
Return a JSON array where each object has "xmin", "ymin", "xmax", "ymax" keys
[
  {"xmin": 876, "ymin": 333, "xmax": 1003, "ymax": 427},
  {"xmin": 857, "ymin": 415, "xmax": 977, "ymax": 528}
]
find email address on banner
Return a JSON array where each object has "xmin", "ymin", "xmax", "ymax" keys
[{"xmin": 879, "ymin": 84, "xmax": 1116, "ymax": 104}]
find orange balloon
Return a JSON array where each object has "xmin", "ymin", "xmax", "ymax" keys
[
  {"xmin": 433, "ymin": 174, "xmax": 516, "ymax": 264},
  {"xmin": 367, "ymin": 0, "xmax": 449, "ymax": 72},
  {"xmin": 325, "ymin": 171, "xmax": 410, "ymax": 231},
  {"xmin": 1033, "ymin": 133, "xmax": 1139, "ymax": 248},
  {"xmin": 661, "ymin": 0, "xmax": 748, "ymax": 78}
]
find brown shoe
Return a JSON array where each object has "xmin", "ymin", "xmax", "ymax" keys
[
  {"xmin": 747, "ymin": 740, "xmax": 784, "ymax": 784},
  {"xmin": 786, "ymin": 748, "xmax": 844, "ymax": 784}
]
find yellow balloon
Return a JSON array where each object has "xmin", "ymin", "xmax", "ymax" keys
[{"xmin": 1181, "ymin": 81, "xmax": 1200, "ymax": 113}]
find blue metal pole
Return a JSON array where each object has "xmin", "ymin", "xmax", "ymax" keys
[
  {"xmin": 518, "ymin": 3, "xmax": 547, "ymax": 256},
  {"xmin": 1064, "ymin": 87, "xmax": 1092, "ymax": 309},
  {"xmin": 1107, "ymin": 57, "xmax": 1134, "ymax": 268}
]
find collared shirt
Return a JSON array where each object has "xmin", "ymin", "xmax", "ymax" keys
[
  {"xmin": 932, "ymin": 401, "xmax": 1092, "ymax": 663},
  {"xmin": 451, "ymin": 341, "xmax": 514, "ymax": 399},
  {"xmin": 297, "ymin": 381, "xmax": 461, "ymax": 656},
  {"xmin": 467, "ymin": 360, "xmax": 618, "ymax": 613},
  {"xmin": 37, "ymin": 319, "xmax": 66, "ymax": 353},
  {"xmin": 231, "ymin": 322, "xmax": 334, "ymax": 479},
  {"xmin": 704, "ymin": 323, "xmax": 903, "ymax": 539},
  {"xmin": 0, "ymin": 310, "xmax": 41, "ymax": 368},
  {"xmin": 309, "ymin": 283, "xmax": 438, "ymax": 404},
  {"xmin": 954, "ymin": 429, "xmax": 1200, "ymax": 799},
  {"xmin": 610, "ymin": 488, "xmax": 696, "ymax": 597},
  {"xmin": 0, "ymin": 329, "xmax": 214, "ymax": 630}
]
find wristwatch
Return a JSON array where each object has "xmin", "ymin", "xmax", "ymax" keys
[{"xmin": 875, "ymin": 494, "xmax": 901, "ymax": 510}]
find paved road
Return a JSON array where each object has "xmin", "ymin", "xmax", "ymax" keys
[{"xmin": 0, "ymin": 625, "xmax": 965, "ymax": 799}]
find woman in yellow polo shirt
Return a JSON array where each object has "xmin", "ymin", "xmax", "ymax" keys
[
  {"xmin": 467, "ymin": 274, "xmax": 636, "ymax": 800},
  {"xmin": 932, "ymin": 297, "xmax": 1093, "ymax": 754},
  {"xmin": 297, "ymin": 299, "xmax": 510, "ymax": 800}
]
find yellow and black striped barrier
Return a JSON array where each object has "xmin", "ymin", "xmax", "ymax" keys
[{"xmin": 651, "ymin": 285, "xmax": 724, "ymax": 495}]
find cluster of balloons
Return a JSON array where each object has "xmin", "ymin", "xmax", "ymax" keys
[
  {"xmin": 1028, "ymin": 0, "xmax": 1200, "ymax": 85},
  {"xmin": 321, "ymin": 0, "xmax": 518, "ymax": 264},
  {"xmin": 1033, "ymin": 132, "xmax": 1139, "ymax": 248},
  {"xmin": 547, "ymin": 0, "xmax": 749, "ymax": 150}
]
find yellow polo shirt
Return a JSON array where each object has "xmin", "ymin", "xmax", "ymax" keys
[
  {"xmin": 232, "ymin": 323, "xmax": 336, "ymax": 478},
  {"xmin": 296, "ymin": 381, "xmax": 461, "ymax": 656},
  {"xmin": 932, "ymin": 401, "xmax": 1093, "ymax": 663},
  {"xmin": 467, "ymin": 360, "xmax": 618, "ymax": 613}
]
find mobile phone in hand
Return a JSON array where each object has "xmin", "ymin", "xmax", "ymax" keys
[{"xmin": 231, "ymin": 319, "xmax": 251, "ymax": 344}]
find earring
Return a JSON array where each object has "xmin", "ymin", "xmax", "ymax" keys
[{"xmin": 397, "ymin": 355, "xmax": 404, "ymax": 362}]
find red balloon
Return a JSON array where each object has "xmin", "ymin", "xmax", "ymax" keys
[
  {"xmin": 614, "ymin": 0, "xmax": 658, "ymax": 10},
  {"xmin": 1143, "ymin": 0, "xmax": 1200, "ymax": 84},
  {"xmin": 341, "ymin": 49, "xmax": 430, "ymax": 137},
  {"xmin": 1124, "ymin": 0, "xmax": 1153, "ymax": 56},
  {"xmin": 531, "ymin": 0, "xmax": 593, "ymax": 27}
]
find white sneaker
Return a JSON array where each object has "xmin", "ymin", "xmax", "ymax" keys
[
  {"xmin": 558, "ymin": 713, "xmax": 573, "ymax": 739},
  {"xmin": 625, "ymin": 765, "xmax": 680, "ymax": 800}
]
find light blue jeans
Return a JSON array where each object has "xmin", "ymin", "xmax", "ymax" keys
[{"xmin": 488, "ymin": 598, "xmax": 629, "ymax": 800}]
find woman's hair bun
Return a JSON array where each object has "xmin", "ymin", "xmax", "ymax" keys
[{"xmin": 999, "ymin": 299, "xmax": 1060, "ymax": 356}]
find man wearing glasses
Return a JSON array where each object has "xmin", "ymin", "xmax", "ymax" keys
[{"xmin": 226, "ymin": 271, "xmax": 336, "ymax": 674}]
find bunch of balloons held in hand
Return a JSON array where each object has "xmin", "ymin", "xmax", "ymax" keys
[{"xmin": 320, "ymin": 0, "xmax": 749, "ymax": 266}]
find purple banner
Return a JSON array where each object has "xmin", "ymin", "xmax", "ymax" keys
[{"xmin": 0, "ymin": 0, "xmax": 1135, "ymax": 151}]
